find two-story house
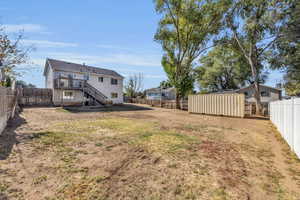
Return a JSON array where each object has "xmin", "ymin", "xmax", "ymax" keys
[
  {"xmin": 237, "ymin": 84, "xmax": 282, "ymax": 103},
  {"xmin": 44, "ymin": 58, "xmax": 124, "ymax": 106},
  {"xmin": 145, "ymin": 87, "xmax": 176, "ymax": 100}
]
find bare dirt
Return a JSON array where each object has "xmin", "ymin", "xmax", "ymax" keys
[{"xmin": 0, "ymin": 104, "xmax": 299, "ymax": 200}]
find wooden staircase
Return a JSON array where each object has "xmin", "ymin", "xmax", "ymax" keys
[{"xmin": 83, "ymin": 82, "xmax": 109, "ymax": 105}]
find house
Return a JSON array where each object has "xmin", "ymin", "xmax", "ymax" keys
[
  {"xmin": 213, "ymin": 84, "xmax": 282, "ymax": 103},
  {"xmin": 44, "ymin": 58, "xmax": 124, "ymax": 106},
  {"xmin": 237, "ymin": 84, "xmax": 282, "ymax": 103},
  {"xmin": 145, "ymin": 87, "xmax": 176, "ymax": 100}
]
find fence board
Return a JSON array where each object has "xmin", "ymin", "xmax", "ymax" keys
[
  {"xmin": 270, "ymin": 98, "xmax": 300, "ymax": 158},
  {"xmin": 18, "ymin": 88, "xmax": 53, "ymax": 106},
  {"xmin": 0, "ymin": 86, "xmax": 17, "ymax": 134},
  {"xmin": 127, "ymin": 98, "xmax": 188, "ymax": 110},
  {"xmin": 188, "ymin": 94, "xmax": 245, "ymax": 118}
]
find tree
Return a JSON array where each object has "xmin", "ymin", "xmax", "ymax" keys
[
  {"xmin": 124, "ymin": 73, "xmax": 144, "ymax": 98},
  {"xmin": 224, "ymin": 0, "xmax": 289, "ymax": 114},
  {"xmin": 0, "ymin": 25, "xmax": 31, "ymax": 86},
  {"xmin": 154, "ymin": 0, "xmax": 230, "ymax": 109},
  {"xmin": 159, "ymin": 80, "xmax": 173, "ymax": 89},
  {"xmin": 196, "ymin": 45, "xmax": 252, "ymax": 92},
  {"xmin": 15, "ymin": 80, "xmax": 36, "ymax": 88},
  {"xmin": 270, "ymin": 0, "xmax": 300, "ymax": 96}
]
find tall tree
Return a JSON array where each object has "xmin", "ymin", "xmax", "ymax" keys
[
  {"xmin": 124, "ymin": 73, "xmax": 144, "ymax": 98},
  {"xmin": 159, "ymin": 80, "xmax": 173, "ymax": 89},
  {"xmin": 154, "ymin": 0, "xmax": 230, "ymax": 109},
  {"xmin": 0, "ymin": 26, "xmax": 31, "ymax": 86},
  {"xmin": 196, "ymin": 45, "xmax": 252, "ymax": 92},
  {"xmin": 225, "ymin": 0, "xmax": 289, "ymax": 114},
  {"xmin": 270, "ymin": 0, "xmax": 300, "ymax": 96}
]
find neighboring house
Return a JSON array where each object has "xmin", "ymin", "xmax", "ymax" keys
[
  {"xmin": 44, "ymin": 58, "xmax": 124, "ymax": 106},
  {"xmin": 237, "ymin": 84, "xmax": 282, "ymax": 103},
  {"xmin": 212, "ymin": 84, "xmax": 282, "ymax": 103},
  {"xmin": 145, "ymin": 87, "xmax": 176, "ymax": 100}
]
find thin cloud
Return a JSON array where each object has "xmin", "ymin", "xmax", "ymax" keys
[
  {"xmin": 123, "ymin": 74, "xmax": 166, "ymax": 79},
  {"xmin": 96, "ymin": 44, "xmax": 132, "ymax": 51},
  {"xmin": 44, "ymin": 52, "xmax": 161, "ymax": 67},
  {"xmin": 22, "ymin": 40, "xmax": 79, "ymax": 48},
  {"xmin": 3, "ymin": 24, "xmax": 46, "ymax": 33}
]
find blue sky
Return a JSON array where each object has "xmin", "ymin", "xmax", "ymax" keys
[{"xmin": 1, "ymin": 0, "xmax": 283, "ymax": 90}]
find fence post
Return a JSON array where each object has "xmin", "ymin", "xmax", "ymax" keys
[
  {"xmin": 291, "ymin": 98, "xmax": 294, "ymax": 152},
  {"xmin": 293, "ymin": 98, "xmax": 299, "ymax": 157}
]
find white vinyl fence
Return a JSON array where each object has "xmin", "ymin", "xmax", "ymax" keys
[{"xmin": 270, "ymin": 98, "xmax": 300, "ymax": 158}]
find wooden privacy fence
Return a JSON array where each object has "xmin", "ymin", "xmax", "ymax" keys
[
  {"xmin": 18, "ymin": 88, "xmax": 53, "ymax": 106},
  {"xmin": 245, "ymin": 102, "xmax": 270, "ymax": 116},
  {"xmin": 128, "ymin": 98, "xmax": 188, "ymax": 110},
  {"xmin": 270, "ymin": 98, "xmax": 300, "ymax": 158},
  {"xmin": 0, "ymin": 86, "xmax": 17, "ymax": 134},
  {"xmin": 188, "ymin": 94, "xmax": 245, "ymax": 118}
]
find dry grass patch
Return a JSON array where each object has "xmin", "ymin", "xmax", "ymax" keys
[
  {"xmin": 36, "ymin": 118, "xmax": 200, "ymax": 156},
  {"xmin": 1, "ymin": 107, "xmax": 300, "ymax": 200}
]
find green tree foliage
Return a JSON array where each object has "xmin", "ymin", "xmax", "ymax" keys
[
  {"xmin": 161, "ymin": 52, "xmax": 195, "ymax": 99},
  {"xmin": 270, "ymin": 0, "xmax": 300, "ymax": 96},
  {"xmin": 159, "ymin": 80, "xmax": 173, "ymax": 89},
  {"xmin": 225, "ymin": 0, "xmax": 289, "ymax": 114},
  {"xmin": 154, "ymin": 0, "xmax": 230, "ymax": 108},
  {"xmin": 196, "ymin": 44, "xmax": 268, "ymax": 92},
  {"xmin": 195, "ymin": 45, "xmax": 252, "ymax": 92}
]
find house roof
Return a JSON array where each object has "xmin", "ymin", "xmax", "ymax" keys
[
  {"xmin": 209, "ymin": 90, "xmax": 237, "ymax": 94},
  {"xmin": 145, "ymin": 87, "xmax": 175, "ymax": 93},
  {"xmin": 237, "ymin": 84, "xmax": 282, "ymax": 92},
  {"xmin": 209, "ymin": 84, "xmax": 282, "ymax": 94},
  {"xmin": 44, "ymin": 58, "xmax": 123, "ymax": 78}
]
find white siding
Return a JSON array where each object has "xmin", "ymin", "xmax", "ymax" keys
[
  {"xmin": 45, "ymin": 66, "xmax": 54, "ymax": 89},
  {"xmin": 53, "ymin": 89, "xmax": 84, "ymax": 106},
  {"xmin": 270, "ymin": 98, "xmax": 300, "ymax": 158},
  {"xmin": 46, "ymin": 68, "xmax": 123, "ymax": 104},
  {"xmin": 87, "ymin": 74, "xmax": 123, "ymax": 104}
]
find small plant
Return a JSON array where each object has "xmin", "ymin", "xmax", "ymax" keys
[
  {"xmin": 0, "ymin": 182, "xmax": 9, "ymax": 193},
  {"xmin": 95, "ymin": 143, "xmax": 103, "ymax": 147},
  {"xmin": 211, "ymin": 188, "xmax": 228, "ymax": 200},
  {"xmin": 33, "ymin": 175, "xmax": 47, "ymax": 185}
]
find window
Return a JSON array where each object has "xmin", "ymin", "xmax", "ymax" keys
[
  {"xmin": 59, "ymin": 79, "xmax": 68, "ymax": 87},
  {"xmin": 84, "ymin": 73, "xmax": 89, "ymax": 80},
  {"xmin": 261, "ymin": 91, "xmax": 270, "ymax": 97},
  {"xmin": 111, "ymin": 78, "xmax": 118, "ymax": 85},
  {"xmin": 111, "ymin": 93, "xmax": 118, "ymax": 98},
  {"xmin": 63, "ymin": 91, "xmax": 74, "ymax": 99},
  {"xmin": 98, "ymin": 77, "xmax": 104, "ymax": 82}
]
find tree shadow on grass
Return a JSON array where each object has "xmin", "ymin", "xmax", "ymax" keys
[
  {"xmin": 0, "ymin": 114, "xmax": 27, "ymax": 160},
  {"xmin": 63, "ymin": 104, "xmax": 154, "ymax": 113}
]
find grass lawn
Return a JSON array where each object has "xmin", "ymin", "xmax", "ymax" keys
[{"xmin": 0, "ymin": 104, "xmax": 299, "ymax": 200}]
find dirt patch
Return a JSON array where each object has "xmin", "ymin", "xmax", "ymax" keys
[{"xmin": 0, "ymin": 104, "xmax": 299, "ymax": 200}]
